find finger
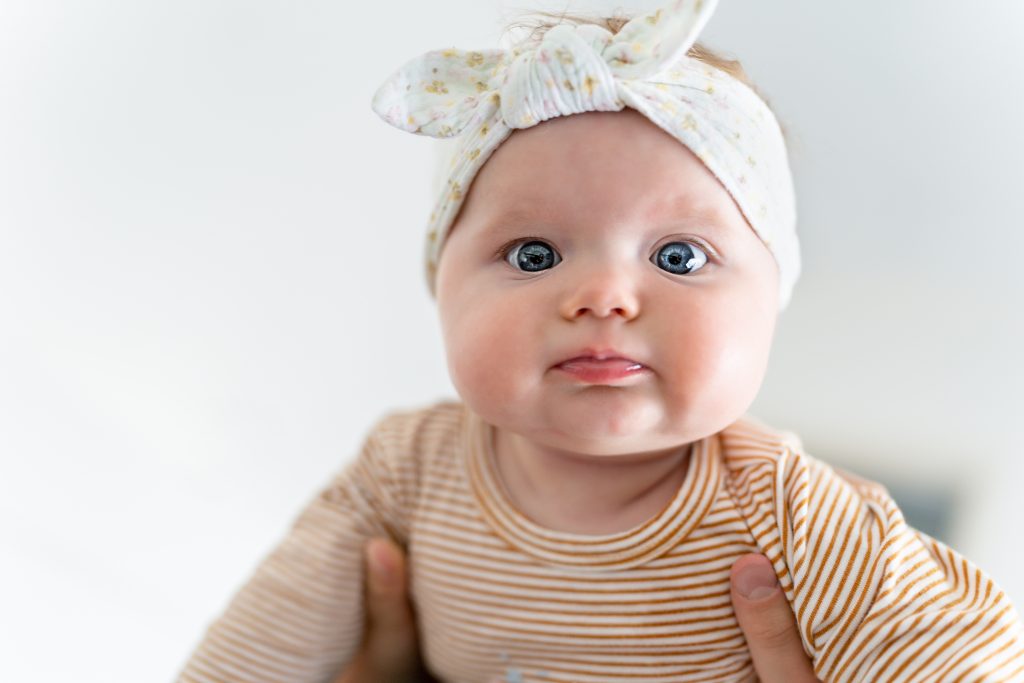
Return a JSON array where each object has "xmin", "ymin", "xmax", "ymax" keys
[
  {"xmin": 365, "ymin": 537, "xmax": 416, "ymax": 634},
  {"xmin": 730, "ymin": 554, "xmax": 820, "ymax": 683},
  {"xmin": 362, "ymin": 537, "xmax": 421, "ymax": 682}
]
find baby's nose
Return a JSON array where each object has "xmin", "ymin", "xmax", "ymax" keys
[{"xmin": 558, "ymin": 266, "xmax": 640, "ymax": 321}]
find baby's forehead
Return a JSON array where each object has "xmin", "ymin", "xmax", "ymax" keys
[
  {"xmin": 469, "ymin": 193, "xmax": 741, "ymax": 241},
  {"xmin": 464, "ymin": 129, "xmax": 740, "ymax": 223}
]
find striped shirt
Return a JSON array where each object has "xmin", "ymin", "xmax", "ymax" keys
[{"xmin": 178, "ymin": 400, "xmax": 1024, "ymax": 682}]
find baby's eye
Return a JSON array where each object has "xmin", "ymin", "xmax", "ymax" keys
[
  {"xmin": 505, "ymin": 240, "xmax": 561, "ymax": 272},
  {"xmin": 653, "ymin": 241, "xmax": 708, "ymax": 276}
]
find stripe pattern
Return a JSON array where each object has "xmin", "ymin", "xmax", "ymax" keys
[{"xmin": 178, "ymin": 401, "xmax": 1024, "ymax": 682}]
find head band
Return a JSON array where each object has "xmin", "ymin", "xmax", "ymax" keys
[{"xmin": 371, "ymin": 0, "xmax": 800, "ymax": 310}]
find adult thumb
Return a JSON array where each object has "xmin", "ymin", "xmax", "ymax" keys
[
  {"xmin": 362, "ymin": 537, "xmax": 421, "ymax": 680},
  {"xmin": 365, "ymin": 538, "xmax": 414, "ymax": 628},
  {"xmin": 730, "ymin": 554, "xmax": 820, "ymax": 683}
]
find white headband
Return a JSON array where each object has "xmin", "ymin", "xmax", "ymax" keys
[{"xmin": 371, "ymin": 0, "xmax": 800, "ymax": 310}]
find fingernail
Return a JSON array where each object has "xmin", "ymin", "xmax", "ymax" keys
[
  {"xmin": 736, "ymin": 561, "xmax": 780, "ymax": 600},
  {"xmin": 366, "ymin": 540, "xmax": 395, "ymax": 583}
]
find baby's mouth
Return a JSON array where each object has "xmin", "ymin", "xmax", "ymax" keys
[{"xmin": 554, "ymin": 358, "xmax": 648, "ymax": 383}]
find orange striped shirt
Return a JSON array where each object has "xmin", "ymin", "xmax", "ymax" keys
[{"xmin": 178, "ymin": 400, "xmax": 1024, "ymax": 682}]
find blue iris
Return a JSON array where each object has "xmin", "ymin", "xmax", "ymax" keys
[{"xmin": 655, "ymin": 242, "xmax": 707, "ymax": 275}]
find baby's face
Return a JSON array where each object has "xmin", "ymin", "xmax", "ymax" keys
[{"xmin": 435, "ymin": 109, "xmax": 779, "ymax": 457}]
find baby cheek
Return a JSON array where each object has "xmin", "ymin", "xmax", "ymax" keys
[
  {"xmin": 657, "ymin": 308, "xmax": 763, "ymax": 408},
  {"xmin": 445, "ymin": 302, "xmax": 532, "ymax": 405},
  {"xmin": 660, "ymin": 335, "xmax": 731, "ymax": 400},
  {"xmin": 698, "ymin": 308, "xmax": 775, "ymax": 411}
]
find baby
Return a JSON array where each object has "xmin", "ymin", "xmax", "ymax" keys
[{"xmin": 179, "ymin": 0, "xmax": 1024, "ymax": 681}]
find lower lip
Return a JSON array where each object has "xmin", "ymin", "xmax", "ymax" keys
[{"xmin": 554, "ymin": 359, "xmax": 648, "ymax": 384}]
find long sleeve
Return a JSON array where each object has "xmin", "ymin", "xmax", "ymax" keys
[
  {"xmin": 727, "ymin": 440, "xmax": 1024, "ymax": 682},
  {"xmin": 177, "ymin": 415, "xmax": 411, "ymax": 683}
]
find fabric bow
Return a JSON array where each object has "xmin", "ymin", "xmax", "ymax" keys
[{"xmin": 372, "ymin": 0, "xmax": 717, "ymax": 137}]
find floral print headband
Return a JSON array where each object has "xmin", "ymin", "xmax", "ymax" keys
[{"xmin": 371, "ymin": 0, "xmax": 800, "ymax": 310}]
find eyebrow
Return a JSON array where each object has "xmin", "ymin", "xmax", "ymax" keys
[
  {"xmin": 480, "ymin": 202, "xmax": 732, "ymax": 236},
  {"xmin": 658, "ymin": 196, "xmax": 733, "ymax": 231},
  {"xmin": 476, "ymin": 209, "xmax": 561, "ymax": 235}
]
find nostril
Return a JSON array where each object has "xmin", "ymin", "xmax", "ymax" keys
[
  {"xmin": 570, "ymin": 305, "xmax": 632, "ymax": 319},
  {"xmin": 560, "ymin": 287, "xmax": 640, "ymax": 321}
]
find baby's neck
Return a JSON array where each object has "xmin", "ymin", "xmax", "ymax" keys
[{"xmin": 491, "ymin": 427, "xmax": 692, "ymax": 535}]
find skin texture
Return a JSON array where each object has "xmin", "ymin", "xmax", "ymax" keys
[{"xmin": 435, "ymin": 108, "xmax": 780, "ymax": 532}]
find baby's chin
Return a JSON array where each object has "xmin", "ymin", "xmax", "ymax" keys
[
  {"xmin": 473, "ymin": 394, "xmax": 726, "ymax": 458},
  {"xmin": 539, "ymin": 433, "xmax": 694, "ymax": 460}
]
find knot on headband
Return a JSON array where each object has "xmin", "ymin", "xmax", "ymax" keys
[
  {"xmin": 371, "ymin": 0, "xmax": 801, "ymax": 310},
  {"xmin": 373, "ymin": 0, "xmax": 716, "ymax": 137},
  {"xmin": 500, "ymin": 24, "xmax": 621, "ymax": 127}
]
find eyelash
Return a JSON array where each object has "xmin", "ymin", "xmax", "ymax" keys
[
  {"xmin": 492, "ymin": 235, "xmax": 547, "ymax": 262},
  {"xmin": 492, "ymin": 236, "xmax": 718, "ymax": 267}
]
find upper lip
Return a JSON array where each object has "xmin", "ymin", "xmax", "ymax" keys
[{"xmin": 555, "ymin": 347, "xmax": 645, "ymax": 367}]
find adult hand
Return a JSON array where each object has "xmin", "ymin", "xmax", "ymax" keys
[
  {"xmin": 333, "ymin": 537, "xmax": 436, "ymax": 683},
  {"xmin": 337, "ymin": 540, "xmax": 820, "ymax": 683},
  {"xmin": 730, "ymin": 553, "xmax": 820, "ymax": 683}
]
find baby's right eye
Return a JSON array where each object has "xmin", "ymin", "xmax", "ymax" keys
[{"xmin": 504, "ymin": 240, "xmax": 561, "ymax": 272}]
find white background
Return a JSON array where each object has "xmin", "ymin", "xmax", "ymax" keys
[{"xmin": 2, "ymin": 1, "xmax": 1022, "ymax": 680}]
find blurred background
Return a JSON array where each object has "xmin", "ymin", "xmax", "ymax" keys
[{"xmin": 1, "ymin": 0, "xmax": 1022, "ymax": 680}]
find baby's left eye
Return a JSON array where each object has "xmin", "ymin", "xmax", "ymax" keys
[{"xmin": 652, "ymin": 242, "xmax": 708, "ymax": 276}]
